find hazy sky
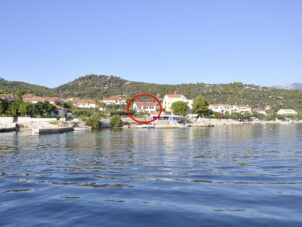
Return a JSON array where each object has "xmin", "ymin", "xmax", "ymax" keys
[{"xmin": 0, "ymin": 0, "xmax": 301, "ymax": 87}]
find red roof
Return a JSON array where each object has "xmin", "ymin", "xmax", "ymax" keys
[
  {"xmin": 210, "ymin": 104, "xmax": 231, "ymax": 107},
  {"xmin": 77, "ymin": 99, "xmax": 95, "ymax": 104},
  {"xmin": 135, "ymin": 101, "xmax": 156, "ymax": 107},
  {"xmin": 44, "ymin": 97, "xmax": 59, "ymax": 102},
  {"xmin": 22, "ymin": 94, "xmax": 59, "ymax": 102},
  {"xmin": 165, "ymin": 94, "xmax": 183, "ymax": 98},
  {"xmin": 22, "ymin": 95, "xmax": 44, "ymax": 102},
  {"xmin": 103, "ymin": 96, "xmax": 126, "ymax": 101},
  {"xmin": 235, "ymin": 105, "xmax": 250, "ymax": 108}
]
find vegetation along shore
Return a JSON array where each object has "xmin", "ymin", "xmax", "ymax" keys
[{"xmin": 1, "ymin": 74, "xmax": 302, "ymax": 133}]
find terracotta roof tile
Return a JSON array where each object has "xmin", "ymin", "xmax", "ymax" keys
[
  {"xmin": 134, "ymin": 101, "xmax": 156, "ymax": 107},
  {"xmin": 165, "ymin": 94, "xmax": 183, "ymax": 98},
  {"xmin": 103, "ymin": 96, "xmax": 126, "ymax": 101}
]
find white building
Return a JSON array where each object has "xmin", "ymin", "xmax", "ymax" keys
[
  {"xmin": 74, "ymin": 99, "xmax": 96, "ymax": 109},
  {"xmin": 209, "ymin": 104, "xmax": 252, "ymax": 115},
  {"xmin": 163, "ymin": 94, "xmax": 193, "ymax": 112},
  {"xmin": 277, "ymin": 109, "xmax": 297, "ymax": 115},
  {"xmin": 233, "ymin": 105, "xmax": 252, "ymax": 114},
  {"xmin": 133, "ymin": 101, "xmax": 157, "ymax": 113},
  {"xmin": 102, "ymin": 96, "xmax": 127, "ymax": 105},
  {"xmin": 209, "ymin": 104, "xmax": 234, "ymax": 115}
]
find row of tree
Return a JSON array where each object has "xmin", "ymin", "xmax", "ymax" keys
[
  {"xmin": 0, "ymin": 99, "xmax": 57, "ymax": 117},
  {"xmin": 170, "ymin": 95, "xmax": 302, "ymax": 120},
  {"xmin": 171, "ymin": 95, "xmax": 210, "ymax": 116}
]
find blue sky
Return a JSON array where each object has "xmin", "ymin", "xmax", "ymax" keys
[{"xmin": 0, "ymin": 0, "xmax": 301, "ymax": 87}]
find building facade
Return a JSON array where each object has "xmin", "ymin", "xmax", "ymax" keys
[
  {"xmin": 209, "ymin": 104, "xmax": 252, "ymax": 115},
  {"xmin": 277, "ymin": 109, "xmax": 297, "ymax": 115},
  {"xmin": 163, "ymin": 94, "xmax": 193, "ymax": 112},
  {"xmin": 102, "ymin": 96, "xmax": 127, "ymax": 105},
  {"xmin": 133, "ymin": 101, "xmax": 157, "ymax": 113}
]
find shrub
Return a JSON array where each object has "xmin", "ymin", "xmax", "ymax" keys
[
  {"xmin": 85, "ymin": 113, "xmax": 102, "ymax": 129},
  {"xmin": 110, "ymin": 115, "xmax": 123, "ymax": 128}
]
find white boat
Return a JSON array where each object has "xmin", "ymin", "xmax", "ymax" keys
[
  {"xmin": 280, "ymin": 121, "xmax": 291, "ymax": 124},
  {"xmin": 73, "ymin": 127, "xmax": 89, "ymax": 131},
  {"xmin": 136, "ymin": 125, "xmax": 155, "ymax": 129},
  {"xmin": 179, "ymin": 124, "xmax": 190, "ymax": 128}
]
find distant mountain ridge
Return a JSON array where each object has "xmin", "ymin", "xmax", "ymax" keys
[
  {"xmin": 1, "ymin": 75, "xmax": 302, "ymax": 112},
  {"xmin": 272, "ymin": 83, "xmax": 302, "ymax": 90}
]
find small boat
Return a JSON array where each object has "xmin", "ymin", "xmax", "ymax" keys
[
  {"xmin": 179, "ymin": 124, "xmax": 190, "ymax": 128},
  {"xmin": 280, "ymin": 121, "xmax": 291, "ymax": 124},
  {"xmin": 73, "ymin": 127, "xmax": 89, "ymax": 131},
  {"xmin": 136, "ymin": 124, "xmax": 155, "ymax": 129}
]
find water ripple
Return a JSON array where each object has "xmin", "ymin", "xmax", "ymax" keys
[{"xmin": 1, "ymin": 125, "xmax": 302, "ymax": 226}]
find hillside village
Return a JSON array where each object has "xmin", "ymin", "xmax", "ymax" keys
[
  {"xmin": 0, "ymin": 92, "xmax": 299, "ymax": 121},
  {"xmin": 2, "ymin": 75, "xmax": 302, "ymax": 114}
]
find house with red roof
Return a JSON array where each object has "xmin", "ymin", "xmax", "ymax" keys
[
  {"xmin": 22, "ymin": 94, "xmax": 59, "ymax": 104},
  {"xmin": 209, "ymin": 104, "xmax": 234, "ymax": 115},
  {"xmin": 233, "ymin": 105, "xmax": 252, "ymax": 114},
  {"xmin": 209, "ymin": 104, "xmax": 251, "ymax": 115},
  {"xmin": 102, "ymin": 96, "xmax": 127, "ymax": 105},
  {"xmin": 133, "ymin": 101, "xmax": 157, "ymax": 113},
  {"xmin": 74, "ymin": 99, "xmax": 96, "ymax": 109}
]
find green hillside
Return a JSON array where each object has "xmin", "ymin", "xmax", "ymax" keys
[
  {"xmin": 0, "ymin": 77, "xmax": 55, "ymax": 96},
  {"xmin": 1, "ymin": 75, "xmax": 302, "ymax": 113},
  {"xmin": 55, "ymin": 75, "xmax": 302, "ymax": 112}
]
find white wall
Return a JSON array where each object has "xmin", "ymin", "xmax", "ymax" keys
[
  {"xmin": 0, "ymin": 117, "xmax": 14, "ymax": 123},
  {"xmin": 0, "ymin": 117, "xmax": 57, "ymax": 124},
  {"xmin": 29, "ymin": 118, "xmax": 57, "ymax": 122}
]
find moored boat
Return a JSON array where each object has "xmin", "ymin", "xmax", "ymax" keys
[{"xmin": 73, "ymin": 127, "xmax": 89, "ymax": 131}]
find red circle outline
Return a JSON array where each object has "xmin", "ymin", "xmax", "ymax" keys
[{"xmin": 127, "ymin": 94, "xmax": 162, "ymax": 124}]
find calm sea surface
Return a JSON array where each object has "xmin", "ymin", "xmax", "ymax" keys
[{"xmin": 1, "ymin": 124, "xmax": 302, "ymax": 226}]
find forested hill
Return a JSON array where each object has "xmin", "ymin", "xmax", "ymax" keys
[
  {"xmin": 1, "ymin": 75, "xmax": 302, "ymax": 112},
  {"xmin": 0, "ymin": 77, "xmax": 55, "ymax": 96},
  {"xmin": 56, "ymin": 75, "xmax": 302, "ymax": 112}
]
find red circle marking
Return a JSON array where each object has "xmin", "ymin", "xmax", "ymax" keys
[{"xmin": 127, "ymin": 93, "xmax": 162, "ymax": 124}]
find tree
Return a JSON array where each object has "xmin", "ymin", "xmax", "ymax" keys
[
  {"xmin": 97, "ymin": 102, "xmax": 106, "ymax": 111},
  {"xmin": 7, "ymin": 100, "xmax": 22, "ymax": 116},
  {"xmin": 19, "ymin": 102, "xmax": 33, "ymax": 116},
  {"xmin": 13, "ymin": 91, "xmax": 24, "ymax": 100},
  {"xmin": 171, "ymin": 101, "xmax": 189, "ymax": 116},
  {"xmin": 0, "ymin": 99, "xmax": 8, "ymax": 115},
  {"xmin": 0, "ymin": 102, "xmax": 5, "ymax": 115},
  {"xmin": 85, "ymin": 113, "xmax": 102, "ymax": 129},
  {"xmin": 110, "ymin": 115, "xmax": 123, "ymax": 127},
  {"xmin": 62, "ymin": 101, "xmax": 73, "ymax": 110},
  {"xmin": 192, "ymin": 95, "xmax": 209, "ymax": 116},
  {"xmin": 32, "ymin": 101, "xmax": 57, "ymax": 117}
]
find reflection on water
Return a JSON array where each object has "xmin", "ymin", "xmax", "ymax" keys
[{"xmin": 1, "ymin": 125, "xmax": 302, "ymax": 226}]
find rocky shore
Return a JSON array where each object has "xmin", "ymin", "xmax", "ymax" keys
[{"xmin": 1, "ymin": 117, "xmax": 301, "ymax": 134}]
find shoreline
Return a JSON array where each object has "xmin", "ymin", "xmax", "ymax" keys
[{"xmin": 0, "ymin": 117, "xmax": 301, "ymax": 134}]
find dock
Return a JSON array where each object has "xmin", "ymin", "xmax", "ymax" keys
[{"xmin": 191, "ymin": 123, "xmax": 214, "ymax": 127}]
